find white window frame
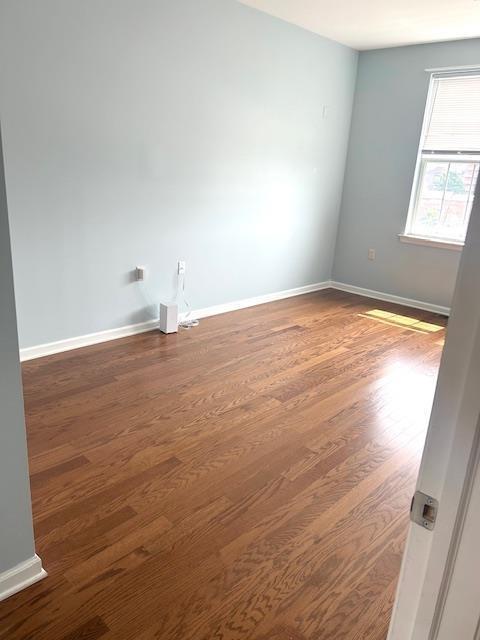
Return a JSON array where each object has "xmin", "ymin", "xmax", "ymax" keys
[{"xmin": 400, "ymin": 70, "xmax": 480, "ymax": 251}]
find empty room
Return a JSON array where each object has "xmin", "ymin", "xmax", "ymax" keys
[{"xmin": 1, "ymin": 1, "xmax": 480, "ymax": 639}]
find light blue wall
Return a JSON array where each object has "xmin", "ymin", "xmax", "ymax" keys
[
  {"xmin": 0, "ymin": 128, "xmax": 36, "ymax": 574},
  {"xmin": 333, "ymin": 39, "xmax": 480, "ymax": 309},
  {"xmin": 0, "ymin": 0, "xmax": 357, "ymax": 349}
]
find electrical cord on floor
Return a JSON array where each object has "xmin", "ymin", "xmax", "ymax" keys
[{"xmin": 177, "ymin": 272, "xmax": 199, "ymax": 330}]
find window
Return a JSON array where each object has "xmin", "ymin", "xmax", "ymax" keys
[{"xmin": 403, "ymin": 73, "xmax": 480, "ymax": 247}]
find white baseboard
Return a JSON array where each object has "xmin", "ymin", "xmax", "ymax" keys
[
  {"xmin": 330, "ymin": 281, "xmax": 450, "ymax": 316},
  {"xmin": 20, "ymin": 319, "xmax": 160, "ymax": 361},
  {"xmin": 0, "ymin": 554, "xmax": 47, "ymax": 602},
  {"xmin": 20, "ymin": 281, "xmax": 331, "ymax": 361},
  {"xmin": 189, "ymin": 281, "xmax": 332, "ymax": 321},
  {"xmin": 19, "ymin": 280, "xmax": 450, "ymax": 361}
]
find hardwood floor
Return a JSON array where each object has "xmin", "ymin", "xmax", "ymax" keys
[{"xmin": 0, "ymin": 289, "xmax": 446, "ymax": 640}]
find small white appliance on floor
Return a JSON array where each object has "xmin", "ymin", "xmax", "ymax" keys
[{"xmin": 159, "ymin": 302, "xmax": 178, "ymax": 334}]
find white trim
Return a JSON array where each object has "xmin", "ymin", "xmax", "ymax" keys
[
  {"xmin": 19, "ymin": 281, "xmax": 331, "ymax": 361},
  {"xmin": 0, "ymin": 554, "xmax": 46, "ymax": 602},
  {"xmin": 20, "ymin": 319, "xmax": 161, "ymax": 361},
  {"xmin": 398, "ymin": 234, "xmax": 464, "ymax": 251},
  {"xmin": 19, "ymin": 280, "xmax": 451, "ymax": 361},
  {"xmin": 330, "ymin": 281, "xmax": 450, "ymax": 316},
  {"xmin": 425, "ymin": 65, "xmax": 480, "ymax": 74},
  {"xmin": 185, "ymin": 281, "xmax": 331, "ymax": 321},
  {"xmin": 429, "ymin": 415, "xmax": 480, "ymax": 638},
  {"xmin": 404, "ymin": 73, "xmax": 437, "ymax": 239}
]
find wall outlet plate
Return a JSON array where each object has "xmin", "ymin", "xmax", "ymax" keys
[
  {"xmin": 135, "ymin": 266, "xmax": 146, "ymax": 281},
  {"xmin": 178, "ymin": 260, "xmax": 186, "ymax": 275}
]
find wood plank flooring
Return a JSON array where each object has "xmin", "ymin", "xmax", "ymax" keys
[{"xmin": 0, "ymin": 289, "xmax": 446, "ymax": 640}]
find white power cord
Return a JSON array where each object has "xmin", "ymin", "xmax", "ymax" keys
[{"xmin": 177, "ymin": 272, "xmax": 199, "ymax": 330}]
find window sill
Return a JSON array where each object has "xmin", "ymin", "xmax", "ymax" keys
[{"xmin": 398, "ymin": 234, "xmax": 464, "ymax": 251}]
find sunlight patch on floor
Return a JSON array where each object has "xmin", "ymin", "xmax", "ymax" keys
[
  {"xmin": 374, "ymin": 360, "xmax": 437, "ymax": 453},
  {"xmin": 359, "ymin": 309, "xmax": 444, "ymax": 334}
]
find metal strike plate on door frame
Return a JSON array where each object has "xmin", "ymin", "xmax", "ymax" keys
[{"xmin": 411, "ymin": 491, "xmax": 439, "ymax": 531}]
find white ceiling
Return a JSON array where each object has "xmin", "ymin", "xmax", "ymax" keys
[{"xmin": 238, "ymin": 0, "xmax": 480, "ymax": 50}]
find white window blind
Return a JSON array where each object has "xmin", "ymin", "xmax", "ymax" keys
[{"xmin": 423, "ymin": 75, "xmax": 480, "ymax": 153}]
